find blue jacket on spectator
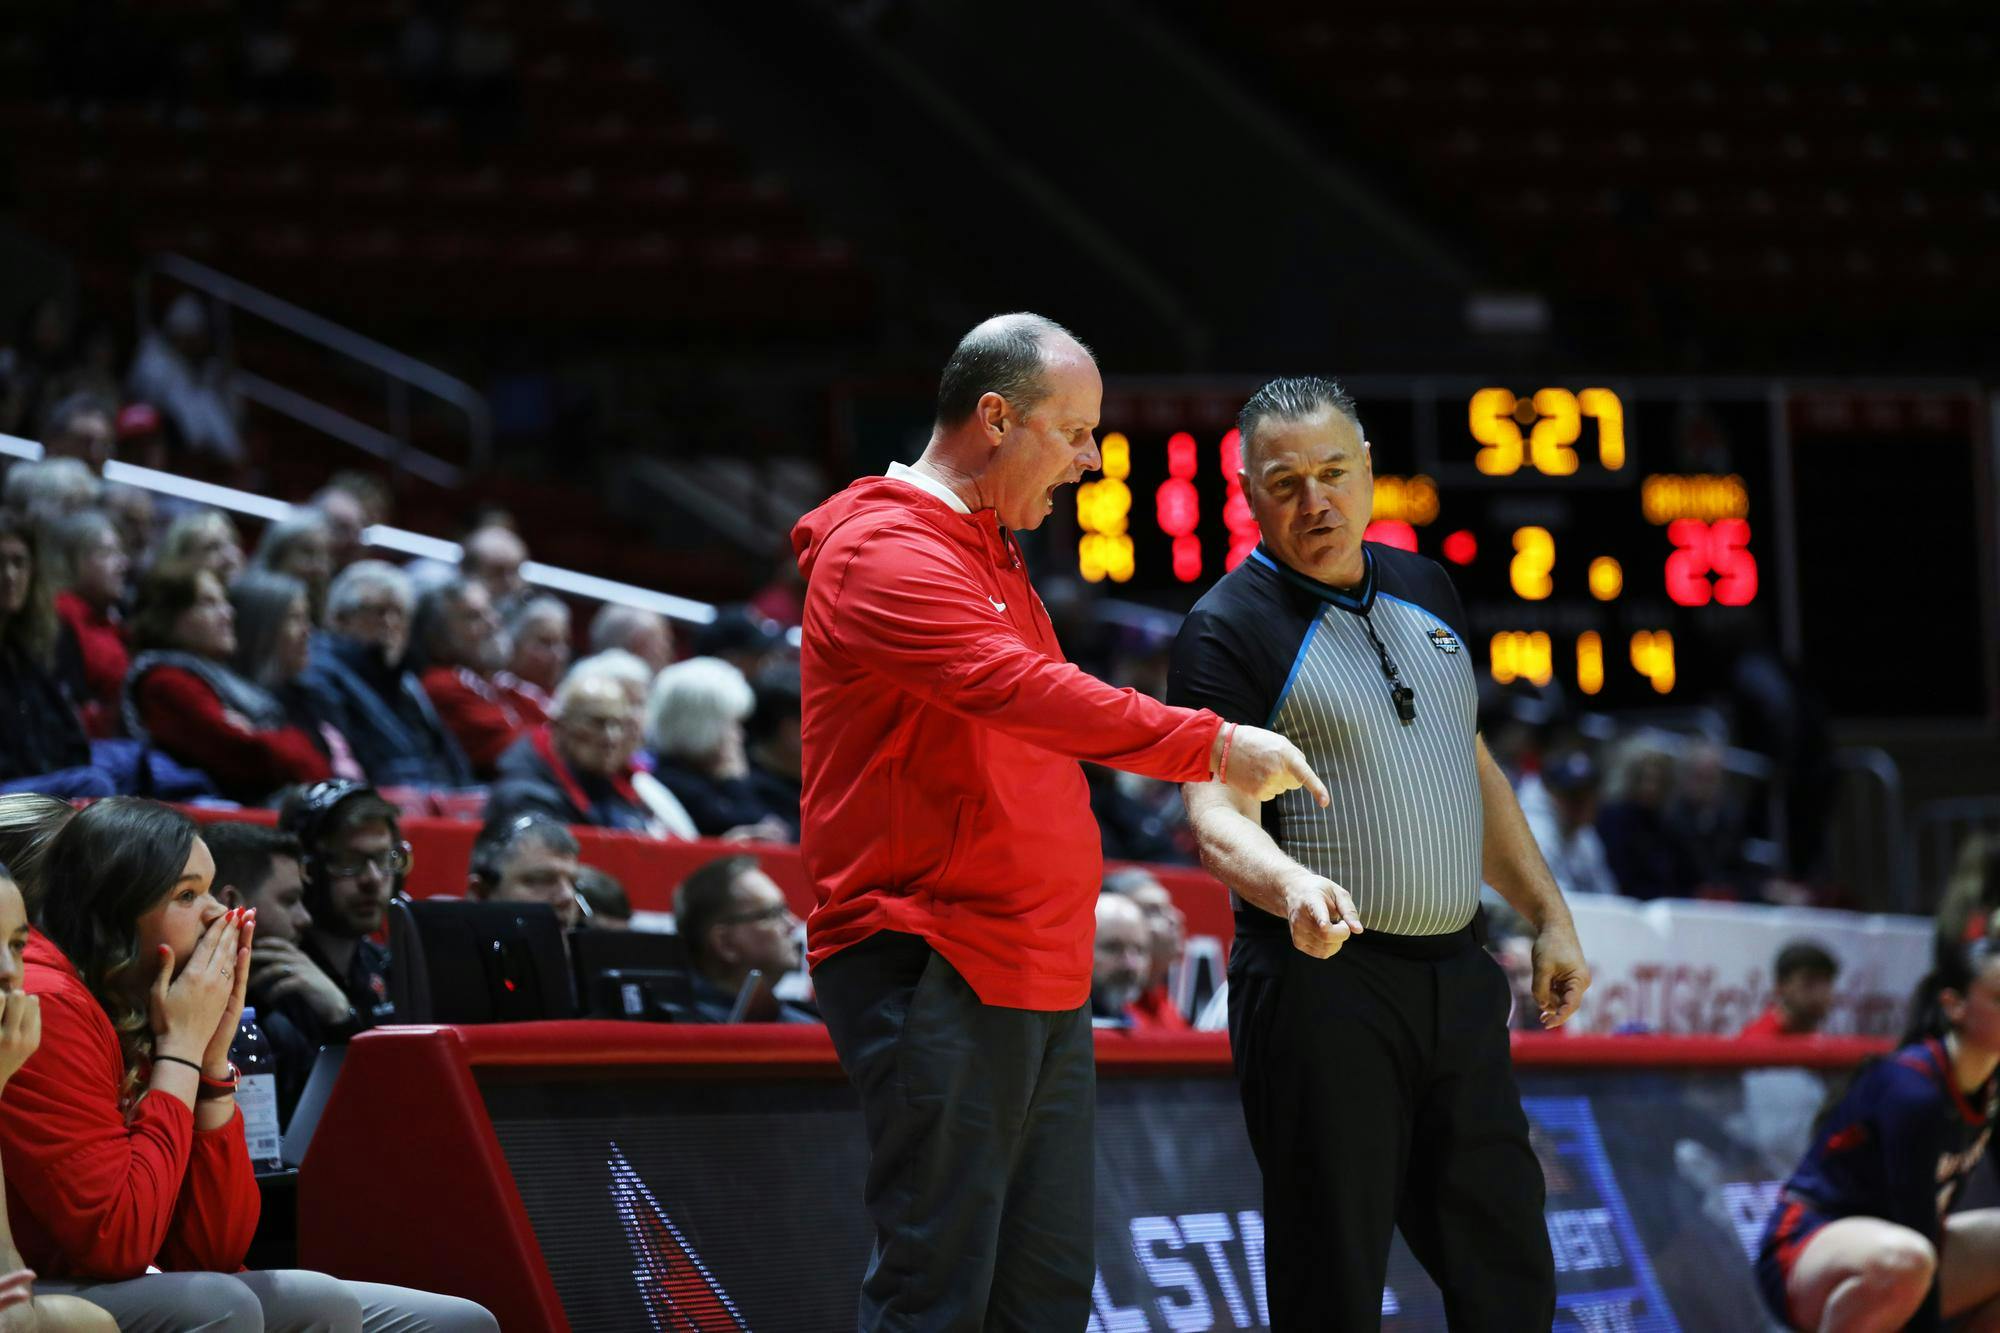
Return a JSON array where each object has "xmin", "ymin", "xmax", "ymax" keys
[{"xmin": 298, "ymin": 633, "xmax": 472, "ymax": 789}]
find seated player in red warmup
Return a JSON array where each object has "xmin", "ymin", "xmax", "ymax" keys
[
  {"xmin": 123, "ymin": 563, "xmax": 331, "ymax": 803},
  {"xmin": 1757, "ymin": 917, "xmax": 2000, "ymax": 1331},
  {"xmin": 0, "ymin": 797, "xmax": 497, "ymax": 1328},
  {"xmin": 1741, "ymin": 941, "xmax": 1839, "ymax": 1039}
]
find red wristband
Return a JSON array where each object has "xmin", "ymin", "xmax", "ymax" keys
[
  {"xmin": 1219, "ymin": 723, "xmax": 1237, "ymax": 783},
  {"xmin": 195, "ymin": 1063, "xmax": 240, "ymax": 1101}
]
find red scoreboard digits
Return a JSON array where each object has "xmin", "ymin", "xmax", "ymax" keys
[{"xmin": 1157, "ymin": 432, "xmax": 1202, "ymax": 583}]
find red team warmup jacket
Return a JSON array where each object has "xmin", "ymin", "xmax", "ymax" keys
[
  {"xmin": 792, "ymin": 475, "xmax": 1222, "ymax": 1011},
  {"xmin": 0, "ymin": 932, "xmax": 259, "ymax": 1278}
]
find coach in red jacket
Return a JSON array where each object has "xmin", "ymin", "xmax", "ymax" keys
[{"xmin": 794, "ymin": 313, "xmax": 1326, "ymax": 1330}]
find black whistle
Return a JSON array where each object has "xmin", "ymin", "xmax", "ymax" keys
[{"xmin": 1391, "ymin": 685, "xmax": 1417, "ymax": 726}]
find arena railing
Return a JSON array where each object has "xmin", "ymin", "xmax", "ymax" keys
[{"xmin": 137, "ymin": 252, "xmax": 491, "ymax": 488}]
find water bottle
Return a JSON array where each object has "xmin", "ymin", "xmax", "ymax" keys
[{"xmin": 229, "ymin": 1007, "xmax": 284, "ymax": 1172}]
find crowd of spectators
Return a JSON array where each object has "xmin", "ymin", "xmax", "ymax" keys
[{"xmin": 0, "ymin": 325, "xmax": 805, "ymax": 848}]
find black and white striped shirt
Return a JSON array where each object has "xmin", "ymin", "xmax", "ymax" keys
[{"xmin": 1168, "ymin": 544, "xmax": 1482, "ymax": 938}]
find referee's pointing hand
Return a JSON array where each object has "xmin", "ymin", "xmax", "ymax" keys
[
  {"xmin": 1219, "ymin": 725, "xmax": 1331, "ymax": 807},
  {"xmin": 1284, "ymin": 874, "xmax": 1362, "ymax": 959}
]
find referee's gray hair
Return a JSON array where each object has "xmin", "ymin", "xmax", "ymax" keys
[
  {"xmin": 326, "ymin": 559, "xmax": 414, "ymax": 622},
  {"xmin": 1237, "ymin": 376, "xmax": 1365, "ymax": 465}
]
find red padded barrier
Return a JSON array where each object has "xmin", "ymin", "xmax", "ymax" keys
[{"xmin": 299, "ymin": 1024, "xmax": 1891, "ymax": 1330}]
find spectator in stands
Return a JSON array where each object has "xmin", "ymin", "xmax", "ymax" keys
[
  {"xmin": 459, "ymin": 523, "xmax": 528, "ymax": 615},
  {"xmin": 502, "ymin": 594, "xmax": 570, "ymax": 710},
  {"xmin": 49, "ymin": 510, "xmax": 129, "ymax": 738},
  {"xmin": 125, "ymin": 563, "xmax": 331, "ymax": 803},
  {"xmin": 1667, "ymin": 740, "xmax": 1751, "ymax": 898},
  {"xmin": 646, "ymin": 657, "xmax": 787, "ymax": 840},
  {"xmin": 1101, "ymin": 867, "xmax": 1189, "ymax": 1030},
  {"xmin": 113, "ymin": 402, "xmax": 168, "ymax": 473},
  {"xmin": 0, "ymin": 860, "xmax": 120, "ymax": 1333},
  {"xmin": 156, "ymin": 510, "xmax": 244, "ymax": 587},
  {"xmin": 589, "ymin": 604, "xmax": 674, "ymax": 675},
  {"xmin": 672, "ymin": 855, "xmax": 814, "ymax": 1023},
  {"xmin": 575, "ymin": 866, "xmax": 632, "ymax": 930},
  {"xmin": 0, "ymin": 793, "xmax": 74, "ymax": 917},
  {"xmin": 1525, "ymin": 750, "xmax": 1619, "ymax": 897},
  {"xmin": 1740, "ymin": 942, "xmax": 1840, "ymax": 1039},
  {"xmin": 229, "ymin": 570, "xmax": 365, "ymax": 781},
  {"xmin": 1484, "ymin": 901, "xmax": 1546, "ymax": 1033},
  {"xmin": 248, "ymin": 512, "xmax": 335, "ymax": 623},
  {"xmin": 1090, "ymin": 893, "xmax": 1150, "ymax": 1028},
  {"xmin": 50, "ymin": 319, "xmax": 122, "ymax": 413},
  {"xmin": 0, "ymin": 513, "xmax": 109, "ymax": 800},
  {"xmin": 467, "ymin": 814, "xmax": 582, "ymax": 930},
  {"xmin": 5, "ymin": 297, "xmax": 79, "ymax": 439},
  {"xmin": 745, "ymin": 663, "xmax": 802, "ymax": 838},
  {"xmin": 204, "ymin": 821, "xmax": 349, "ymax": 1121},
  {"xmin": 127, "ymin": 294, "xmax": 244, "ymax": 466},
  {"xmin": 3, "ymin": 458, "xmax": 100, "ymax": 529},
  {"xmin": 101, "ymin": 484, "xmax": 155, "ymax": 572},
  {"xmin": 749, "ymin": 543, "xmax": 806, "ymax": 629},
  {"xmin": 489, "ymin": 672, "xmax": 658, "ymax": 833},
  {"xmin": 1597, "ymin": 734, "xmax": 1699, "ymax": 900},
  {"xmin": 300, "ymin": 561, "xmax": 472, "ymax": 788},
  {"xmin": 565, "ymin": 649, "xmax": 651, "ymax": 713},
  {"xmin": 693, "ymin": 605, "xmax": 785, "ymax": 682},
  {"xmin": 278, "ymin": 781, "xmax": 406, "ymax": 1028},
  {"xmin": 411, "ymin": 576, "xmax": 542, "ymax": 779},
  {"xmin": 1936, "ymin": 836, "xmax": 2000, "ymax": 956},
  {"xmin": 35, "ymin": 392, "xmax": 116, "ymax": 476},
  {"xmin": 1, "ymin": 799, "xmax": 494, "ymax": 1328},
  {"xmin": 309, "ymin": 485, "xmax": 369, "ymax": 571}
]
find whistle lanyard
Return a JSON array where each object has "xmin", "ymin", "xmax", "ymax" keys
[{"xmin": 1357, "ymin": 610, "xmax": 1417, "ymax": 727}]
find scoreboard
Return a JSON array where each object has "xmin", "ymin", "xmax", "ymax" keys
[{"xmin": 1064, "ymin": 379, "xmax": 1993, "ymax": 716}]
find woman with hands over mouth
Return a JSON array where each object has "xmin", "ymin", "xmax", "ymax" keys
[{"xmin": 0, "ymin": 798, "xmax": 497, "ymax": 1331}]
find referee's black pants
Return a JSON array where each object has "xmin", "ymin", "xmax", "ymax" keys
[
  {"xmin": 1229, "ymin": 925, "xmax": 1556, "ymax": 1331},
  {"xmin": 813, "ymin": 929, "xmax": 1096, "ymax": 1332}
]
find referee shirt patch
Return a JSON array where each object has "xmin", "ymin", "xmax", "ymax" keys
[{"xmin": 1428, "ymin": 627, "xmax": 1462, "ymax": 654}]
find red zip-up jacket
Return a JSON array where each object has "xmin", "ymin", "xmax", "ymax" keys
[
  {"xmin": 792, "ymin": 475, "xmax": 1223, "ymax": 1011},
  {"xmin": 0, "ymin": 932, "xmax": 259, "ymax": 1279}
]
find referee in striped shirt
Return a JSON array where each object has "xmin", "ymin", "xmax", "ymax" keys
[{"xmin": 1170, "ymin": 377, "xmax": 1590, "ymax": 1330}]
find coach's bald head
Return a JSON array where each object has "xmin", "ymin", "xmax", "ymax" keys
[{"xmin": 915, "ymin": 314, "xmax": 1103, "ymax": 534}]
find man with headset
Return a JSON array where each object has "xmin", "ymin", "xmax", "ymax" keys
[{"xmin": 279, "ymin": 779, "xmax": 411, "ymax": 1030}]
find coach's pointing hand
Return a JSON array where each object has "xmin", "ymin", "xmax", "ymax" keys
[
  {"xmin": 1217, "ymin": 724, "xmax": 1331, "ymax": 807},
  {"xmin": 1284, "ymin": 874, "xmax": 1362, "ymax": 959}
]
